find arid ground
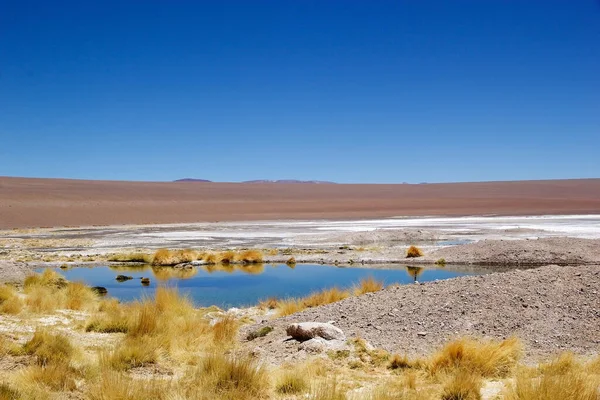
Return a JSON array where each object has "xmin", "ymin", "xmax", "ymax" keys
[
  {"xmin": 1, "ymin": 177, "xmax": 599, "ymax": 399},
  {"xmin": 2, "ymin": 176, "xmax": 600, "ymax": 228}
]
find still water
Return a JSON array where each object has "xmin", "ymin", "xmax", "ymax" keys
[{"xmin": 52, "ymin": 264, "xmax": 479, "ymax": 309}]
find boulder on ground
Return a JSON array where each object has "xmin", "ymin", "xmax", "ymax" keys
[
  {"xmin": 286, "ymin": 322, "xmax": 345, "ymax": 341},
  {"xmin": 298, "ymin": 337, "xmax": 348, "ymax": 353}
]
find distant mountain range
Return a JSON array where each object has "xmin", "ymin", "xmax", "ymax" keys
[{"xmin": 174, "ymin": 179, "xmax": 336, "ymax": 184}]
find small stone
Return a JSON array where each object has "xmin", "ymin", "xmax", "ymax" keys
[{"xmin": 417, "ymin": 331, "xmax": 428, "ymax": 337}]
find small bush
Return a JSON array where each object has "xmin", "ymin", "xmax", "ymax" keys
[
  {"xmin": 406, "ymin": 246, "xmax": 424, "ymax": 258},
  {"xmin": 353, "ymin": 276, "xmax": 383, "ymax": 296},
  {"xmin": 435, "ymin": 258, "xmax": 447, "ymax": 266},
  {"xmin": 246, "ymin": 326, "xmax": 273, "ymax": 341}
]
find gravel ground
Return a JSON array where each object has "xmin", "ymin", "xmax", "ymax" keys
[
  {"xmin": 0, "ymin": 261, "xmax": 36, "ymax": 284},
  {"xmin": 243, "ymin": 264, "xmax": 600, "ymax": 364}
]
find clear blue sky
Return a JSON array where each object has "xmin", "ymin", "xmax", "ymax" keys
[{"xmin": 1, "ymin": 1, "xmax": 599, "ymax": 183}]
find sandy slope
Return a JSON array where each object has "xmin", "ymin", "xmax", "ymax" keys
[{"xmin": 2, "ymin": 177, "xmax": 600, "ymax": 229}]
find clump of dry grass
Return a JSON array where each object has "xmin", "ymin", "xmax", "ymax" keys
[
  {"xmin": 353, "ymin": 276, "xmax": 383, "ymax": 296},
  {"xmin": 152, "ymin": 248, "xmax": 199, "ymax": 266},
  {"xmin": 0, "ymin": 284, "xmax": 23, "ymax": 314},
  {"xmin": 286, "ymin": 257, "xmax": 296, "ymax": 266},
  {"xmin": 441, "ymin": 370, "xmax": 482, "ymax": 400},
  {"xmin": 504, "ymin": 353, "xmax": 600, "ymax": 400},
  {"xmin": 235, "ymin": 250, "xmax": 264, "ymax": 264},
  {"xmin": 389, "ymin": 354, "xmax": 416, "ymax": 370},
  {"xmin": 0, "ymin": 383, "xmax": 20, "ymax": 400},
  {"xmin": 212, "ymin": 315, "xmax": 239, "ymax": 344},
  {"xmin": 18, "ymin": 329, "xmax": 82, "ymax": 393},
  {"xmin": 101, "ymin": 337, "xmax": 159, "ymax": 371},
  {"xmin": 108, "ymin": 252, "xmax": 153, "ymax": 263},
  {"xmin": 64, "ymin": 282, "xmax": 98, "ymax": 311},
  {"xmin": 180, "ymin": 353, "xmax": 269, "ymax": 399},
  {"xmin": 406, "ymin": 245, "xmax": 424, "ymax": 258},
  {"xmin": 218, "ymin": 250, "xmax": 236, "ymax": 265},
  {"xmin": 22, "ymin": 329, "xmax": 75, "ymax": 366},
  {"xmin": 24, "ymin": 268, "xmax": 66, "ymax": 289},
  {"xmin": 257, "ymin": 297, "xmax": 279, "ymax": 310},
  {"xmin": 276, "ymin": 369, "xmax": 309, "ymax": 394},
  {"xmin": 429, "ymin": 337, "xmax": 522, "ymax": 378},
  {"xmin": 277, "ymin": 286, "xmax": 351, "ymax": 317},
  {"xmin": 310, "ymin": 378, "xmax": 346, "ymax": 400},
  {"xmin": 85, "ymin": 370, "xmax": 170, "ymax": 400}
]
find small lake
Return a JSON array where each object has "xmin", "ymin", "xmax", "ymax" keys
[{"xmin": 51, "ymin": 264, "xmax": 480, "ymax": 309}]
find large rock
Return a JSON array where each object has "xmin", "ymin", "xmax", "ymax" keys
[
  {"xmin": 298, "ymin": 337, "xmax": 348, "ymax": 353},
  {"xmin": 286, "ymin": 322, "xmax": 345, "ymax": 341}
]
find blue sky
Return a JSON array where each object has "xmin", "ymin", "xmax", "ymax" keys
[{"xmin": 1, "ymin": 0, "xmax": 599, "ymax": 183}]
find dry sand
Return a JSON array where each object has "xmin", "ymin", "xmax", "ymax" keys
[{"xmin": 2, "ymin": 177, "xmax": 600, "ymax": 229}]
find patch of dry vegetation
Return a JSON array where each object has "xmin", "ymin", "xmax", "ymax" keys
[
  {"xmin": 108, "ymin": 252, "xmax": 153, "ymax": 263},
  {"xmin": 353, "ymin": 276, "xmax": 383, "ymax": 295},
  {"xmin": 429, "ymin": 337, "xmax": 522, "ymax": 378},
  {"xmin": 504, "ymin": 353, "xmax": 600, "ymax": 400},
  {"xmin": 276, "ymin": 277, "xmax": 384, "ymax": 317},
  {"xmin": 0, "ymin": 284, "xmax": 23, "ymax": 314},
  {"xmin": 152, "ymin": 248, "xmax": 200, "ymax": 266},
  {"xmin": 406, "ymin": 245, "xmax": 424, "ymax": 258}
]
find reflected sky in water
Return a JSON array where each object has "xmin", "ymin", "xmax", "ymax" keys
[{"xmin": 51, "ymin": 264, "xmax": 479, "ymax": 309}]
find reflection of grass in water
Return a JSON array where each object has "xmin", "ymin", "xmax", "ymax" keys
[
  {"xmin": 202, "ymin": 263, "xmax": 265, "ymax": 275},
  {"xmin": 405, "ymin": 266, "xmax": 424, "ymax": 282},
  {"xmin": 152, "ymin": 267, "xmax": 198, "ymax": 281},
  {"xmin": 108, "ymin": 264, "xmax": 151, "ymax": 273}
]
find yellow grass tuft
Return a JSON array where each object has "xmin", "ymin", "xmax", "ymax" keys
[
  {"xmin": 276, "ymin": 369, "xmax": 309, "ymax": 394},
  {"xmin": 258, "ymin": 297, "xmax": 279, "ymax": 310},
  {"xmin": 276, "ymin": 299, "xmax": 305, "ymax": 317},
  {"xmin": 430, "ymin": 337, "xmax": 522, "ymax": 378},
  {"xmin": 406, "ymin": 245, "xmax": 424, "ymax": 258},
  {"xmin": 212, "ymin": 314, "xmax": 239, "ymax": 345},
  {"xmin": 19, "ymin": 363, "xmax": 78, "ymax": 392},
  {"xmin": 22, "ymin": 329, "xmax": 75, "ymax": 366},
  {"xmin": 86, "ymin": 370, "xmax": 170, "ymax": 400},
  {"xmin": 152, "ymin": 248, "xmax": 199, "ymax": 266},
  {"xmin": 218, "ymin": 250, "xmax": 236, "ymax": 265},
  {"xmin": 181, "ymin": 353, "xmax": 269, "ymax": 399},
  {"xmin": 108, "ymin": 252, "xmax": 153, "ymax": 263},
  {"xmin": 504, "ymin": 352, "xmax": 600, "ymax": 400},
  {"xmin": 353, "ymin": 276, "xmax": 384, "ymax": 296},
  {"xmin": 101, "ymin": 337, "xmax": 159, "ymax": 371},
  {"xmin": 235, "ymin": 249, "xmax": 264, "ymax": 264},
  {"xmin": 441, "ymin": 370, "xmax": 482, "ymax": 400},
  {"xmin": 24, "ymin": 268, "xmax": 66, "ymax": 289},
  {"xmin": 310, "ymin": 378, "xmax": 346, "ymax": 400},
  {"xmin": 0, "ymin": 284, "xmax": 23, "ymax": 314},
  {"xmin": 302, "ymin": 287, "xmax": 350, "ymax": 308},
  {"xmin": 64, "ymin": 281, "xmax": 98, "ymax": 311}
]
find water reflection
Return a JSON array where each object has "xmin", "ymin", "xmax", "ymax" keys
[
  {"xmin": 405, "ymin": 266, "xmax": 424, "ymax": 282},
  {"xmin": 57, "ymin": 263, "xmax": 481, "ymax": 308}
]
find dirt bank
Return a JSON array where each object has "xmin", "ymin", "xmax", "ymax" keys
[
  {"xmin": 0, "ymin": 261, "xmax": 36, "ymax": 284},
  {"xmin": 243, "ymin": 264, "xmax": 600, "ymax": 364}
]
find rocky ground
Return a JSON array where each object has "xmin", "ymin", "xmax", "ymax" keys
[{"xmin": 243, "ymin": 263, "xmax": 600, "ymax": 364}]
